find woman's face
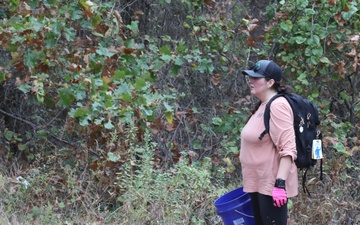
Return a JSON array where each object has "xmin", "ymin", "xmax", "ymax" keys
[{"xmin": 246, "ymin": 76, "xmax": 272, "ymax": 98}]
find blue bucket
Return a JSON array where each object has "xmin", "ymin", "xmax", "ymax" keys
[{"xmin": 214, "ymin": 187, "xmax": 254, "ymax": 225}]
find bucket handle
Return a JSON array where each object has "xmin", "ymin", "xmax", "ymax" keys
[{"xmin": 235, "ymin": 209, "xmax": 254, "ymax": 218}]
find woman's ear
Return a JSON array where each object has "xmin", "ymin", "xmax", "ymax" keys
[{"xmin": 267, "ymin": 79, "xmax": 275, "ymax": 88}]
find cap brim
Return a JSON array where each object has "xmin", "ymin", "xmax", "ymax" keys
[{"xmin": 241, "ymin": 70, "xmax": 265, "ymax": 78}]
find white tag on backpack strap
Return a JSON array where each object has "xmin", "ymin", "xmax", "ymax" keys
[
  {"xmin": 299, "ymin": 126, "xmax": 304, "ymax": 133},
  {"xmin": 312, "ymin": 139, "xmax": 323, "ymax": 159}
]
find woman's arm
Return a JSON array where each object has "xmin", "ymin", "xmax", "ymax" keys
[{"xmin": 276, "ymin": 155, "xmax": 292, "ymax": 180}]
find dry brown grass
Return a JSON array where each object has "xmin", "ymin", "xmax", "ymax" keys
[{"xmin": 290, "ymin": 161, "xmax": 360, "ymax": 225}]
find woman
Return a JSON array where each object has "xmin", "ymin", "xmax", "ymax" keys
[{"xmin": 240, "ymin": 60, "xmax": 298, "ymax": 225}]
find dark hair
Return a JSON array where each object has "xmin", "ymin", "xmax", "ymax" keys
[{"xmin": 265, "ymin": 78, "xmax": 292, "ymax": 94}]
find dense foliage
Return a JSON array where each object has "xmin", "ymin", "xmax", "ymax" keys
[{"xmin": 0, "ymin": 0, "xmax": 359, "ymax": 224}]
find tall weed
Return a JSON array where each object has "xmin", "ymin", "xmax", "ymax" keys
[{"xmin": 106, "ymin": 129, "xmax": 226, "ymax": 224}]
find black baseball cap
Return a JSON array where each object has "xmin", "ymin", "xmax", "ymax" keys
[{"xmin": 242, "ymin": 60, "xmax": 282, "ymax": 82}]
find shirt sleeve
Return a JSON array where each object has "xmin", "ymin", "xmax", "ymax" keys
[{"xmin": 269, "ymin": 98, "xmax": 297, "ymax": 161}]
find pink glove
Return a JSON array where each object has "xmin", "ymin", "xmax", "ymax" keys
[{"xmin": 272, "ymin": 187, "xmax": 287, "ymax": 207}]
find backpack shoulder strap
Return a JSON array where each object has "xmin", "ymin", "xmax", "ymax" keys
[{"xmin": 258, "ymin": 93, "xmax": 284, "ymax": 140}]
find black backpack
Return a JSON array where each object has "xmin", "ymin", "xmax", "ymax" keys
[{"xmin": 259, "ymin": 93, "xmax": 323, "ymax": 195}]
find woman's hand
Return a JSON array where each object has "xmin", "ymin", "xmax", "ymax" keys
[{"xmin": 272, "ymin": 187, "xmax": 287, "ymax": 207}]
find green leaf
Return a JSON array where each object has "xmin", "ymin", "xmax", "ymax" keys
[
  {"xmin": 0, "ymin": 73, "xmax": 5, "ymax": 82},
  {"xmin": 310, "ymin": 56, "xmax": 318, "ymax": 65},
  {"xmin": 12, "ymin": 35, "xmax": 26, "ymax": 44},
  {"xmin": 135, "ymin": 77, "xmax": 146, "ymax": 90},
  {"xmin": 37, "ymin": 129, "xmax": 47, "ymax": 137},
  {"xmin": 296, "ymin": 0, "xmax": 308, "ymax": 8},
  {"xmin": 91, "ymin": 14, "xmax": 102, "ymax": 27},
  {"xmin": 6, "ymin": 43, "xmax": 19, "ymax": 52},
  {"xmin": 44, "ymin": 31, "xmax": 58, "ymax": 47},
  {"xmin": 165, "ymin": 111, "xmax": 173, "ymax": 123},
  {"xmin": 121, "ymin": 93, "xmax": 132, "ymax": 102},
  {"xmin": 73, "ymin": 108, "xmax": 88, "ymax": 118},
  {"xmin": 311, "ymin": 89, "xmax": 319, "ymax": 98},
  {"xmin": 294, "ymin": 36, "xmax": 307, "ymax": 44},
  {"xmin": 297, "ymin": 73, "xmax": 309, "ymax": 85},
  {"xmin": 115, "ymin": 83, "xmax": 131, "ymax": 97},
  {"xmin": 212, "ymin": 117, "xmax": 223, "ymax": 126},
  {"xmin": 91, "ymin": 102, "xmax": 101, "ymax": 111},
  {"xmin": 18, "ymin": 84, "xmax": 32, "ymax": 93},
  {"xmin": 160, "ymin": 54, "xmax": 173, "ymax": 63},
  {"xmin": 183, "ymin": 22, "xmax": 191, "ymax": 29},
  {"xmin": 193, "ymin": 25, "xmax": 200, "ymax": 32},
  {"xmin": 170, "ymin": 65, "xmax": 181, "ymax": 76},
  {"xmin": 192, "ymin": 139, "xmax": 201, "ymax": 150},
  {"xmin": 93, "ymin": 78, "xmax": 104, "ymax": 87},
  {"xmin": 311, "ymin": 48, "xmax": 322, "ymax": 56},
  {"xmin": 31, "ymin": 206, "xmax": 41, "ymax": 217},
  {"xmin": 69, "ymin": 8, "xmax": 82, "ymax": 20},
  {"xmin": 105, "ymin": 100, "xmax": 112, "ymax": 108},
  {"xmin": 43, "ymin": 0, "xmax": 58, "ymax": 7},
  {"xmin": 64, "ymin": 27, "xmax": 76, "ymax": 41},
  {"xmin": 96, "ymin": 44, "xmax": 114, "ymax": 57},
  {"xmin": 163, "ymin": 102, "xmax": 173, "ymax": 112},
  {"xmin": 24, "ymin": 50, "xmax": 41, "ymax": 68},
  {"xmin": 28, "ymin": 16, "xmax": 43, "ymax": 32},
  {"xmin": 104, "ymin": 120, "xmax": 114, "ymax": 129},
  {"xmin": 126, "ymin": 21, "xmax": 139, "ymax": 34},
  {"xmin": 92, "ymin": 31, "xmax": 104, "ymax": 37},
  {"xmin": 79, "ymin": 116, "xmax": 91, "ymax": 126},
  {"xmin": 227, "ymin": 146, "xmax": 238, "ymax": 153},
  {"xmin": 340, "ymin": 91, "xmax": 351, "ymax": 102},
  {"xmin": 75, "ymin": 89, "xmax": 86, "ymax": 101},
  {"xmin": 18, "ymin": 144, "xmax": 27, "ymax": 151},
  {"xmin": 334, "ymin": 142, "xmax": 348, "ymax": 155},
  {"xmin": 27, "ymin": 153, "xmax": 35, "ymax": 160},
  {"xmin": 319, "ymin": 57, "xmax": 331, "ymax": 64},
  {"xmin": 304, "ymin": 9, "xmax": 315, "ymax": 16},
  {"xmin": 313, "ymin": 35, "xmax": 320, "ymax": 45},
  {"xmin": 125, "ymin": 39, "xmax": 136, "ymax": 48},
  {"xmin": 107, "ymin": 152, "xmax": 120, "ymax": 162},
  {"xmin": 341, "ymin": 3, "xmax": 358, "ymax": 21},
  {"xmin": 10, "ymin": 0, "xmax": 20, "ymax": 6},
  {"xmin": 58, "ymin": 89, "xmax": 72, "ymax": 108},
  {"xmin": 280, "ymin": 20, "xmax": 293, "ymax": 32},
  {"xmin": 49, "ymin": 19, "xmax": 62, "ymax": 36},
  {"xmin": 288, "ymin": 199, "xmax": 294, "ymax": 210},
  {"xmin": 160, "ymin": 45, "xmax": 172, "ymax": 55},
  {"xmin": 79, "ymin": 0, "xmax": 90, "ymax": 10},
  {"xmin": 174, "ymin": 56, "xmax": 183, "ymax": 66},
  {"xmin": 140, "ymin": 71, "xmax": 156, "ymax": 82},
  {"xmin": 4, "ymin": 130, "xmax": 14, "ymax": 141},
  {"xmin": 94, "ymin": 118, "xmax": 104, "ymax": 125},
  {"xmin": 58, "ymin": 202, "xmax": 65, "ymax": 208},
  {"xmin": 142, "ymin": 106, "xmax": 154, "ymax": 116},
  {"xmin": 114, "ymin": 70, "xmax": 127, "ymax": 80}
]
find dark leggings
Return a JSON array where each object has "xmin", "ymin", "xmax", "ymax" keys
[{"xmin": 250, "ymin": 193, "xmax": 288, "ymax": 225}]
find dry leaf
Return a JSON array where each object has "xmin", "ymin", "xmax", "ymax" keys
[
  {"xmin": 83, "ymin": 54, "xmax": 89, "ymax": 66},
  {"xmin": 327, "ymin": 0, "xmax": 336, "ymax": 6},
  {"xmin": 15, "ymin": 77, "xmax": 22, "ymax": 86},
  {"xmin": 211, "ymin": 74, "xmax": 220, "ymax": 86},
  {"xmin": 114, "ymin": 10, "xmax": 123, "ymax": 26},
  {"xmin": 248, "ymin": 24, "xmax": 258, "ymax": 32},
  {"xmin": 246, "ymin": 36, "xmax": 256, "ymax": 47}
]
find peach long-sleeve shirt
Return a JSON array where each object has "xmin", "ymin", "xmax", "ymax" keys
[{"xmin": 239, "ymin": 97, "xmax": 299, "ymax": 197}]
